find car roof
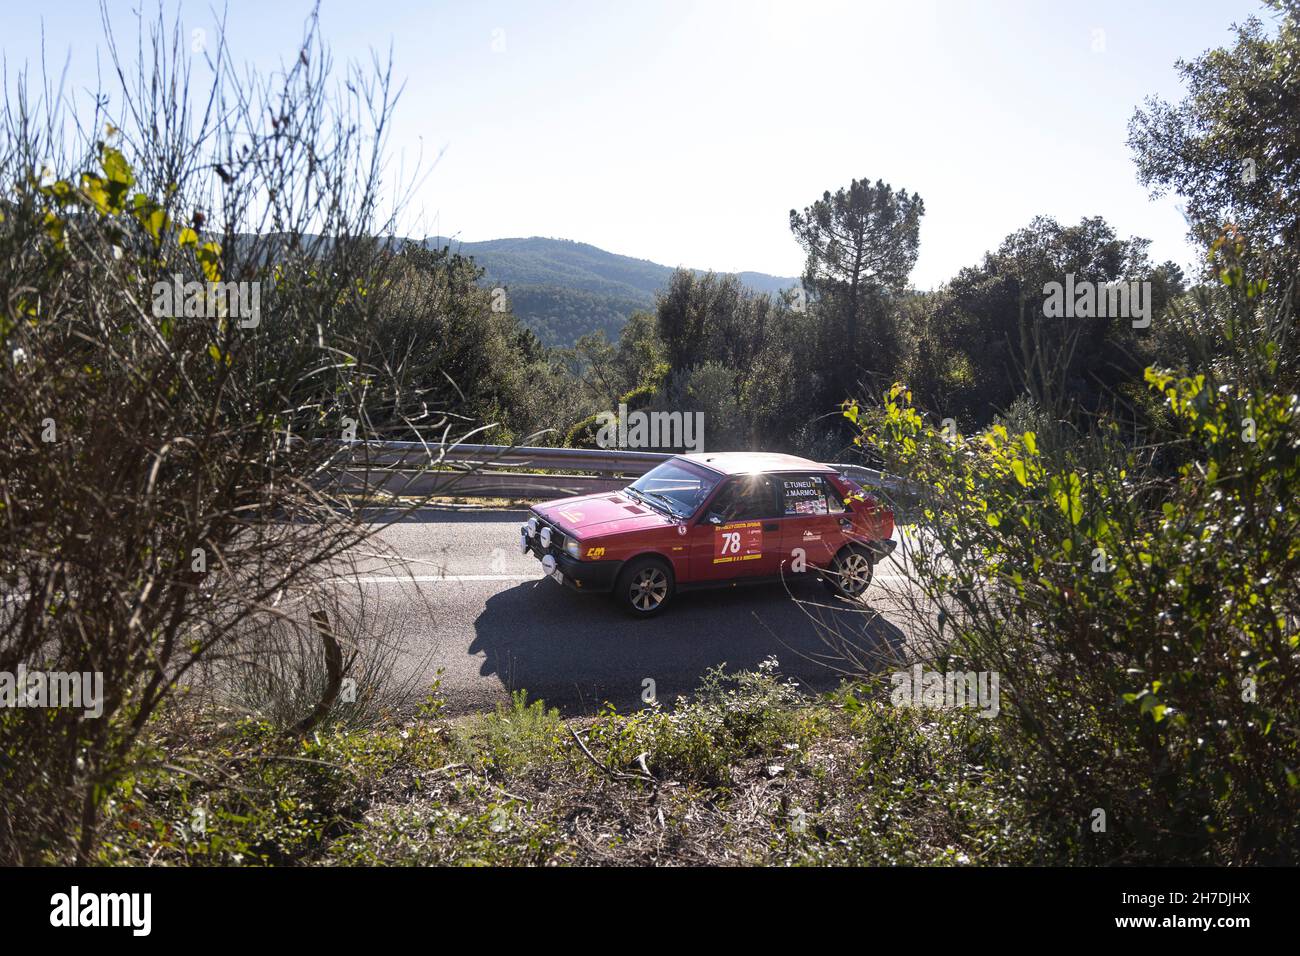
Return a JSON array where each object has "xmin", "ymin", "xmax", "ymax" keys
[{"xmin": 676, "ymin": 452, "xmax": 836, "ymax": 476}]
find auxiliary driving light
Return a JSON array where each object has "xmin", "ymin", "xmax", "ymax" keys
[
  {"xmin": 539, "ymin": 526, "xmax": 552, "ymax": 549},
  {"xmin": 541, "ymin": 554, "xmax": 557, "ymax": 576},
  {"xmin": 525, "ymin": 517, "xmax": 538, "ymax": 536}
]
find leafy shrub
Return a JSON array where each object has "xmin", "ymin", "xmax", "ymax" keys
[
  {"xmin": 585, "ymin": 659, "xmax": 821, "ymax": 787},
  {"xmin": 847, "ymin": 243, "xmax": 1300, "ymax": 863},
  {"xmin": 452, "ymin": 690, "xmax": 564, "ymax": 776},
  {"xmin": 0, "ymin": 12, "xmax": 480, "ymax": 863}
]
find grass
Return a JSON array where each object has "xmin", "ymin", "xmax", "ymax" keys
[{"xmin": 89, "ymin": 661, "xmax": 1062, "ymax": 866}]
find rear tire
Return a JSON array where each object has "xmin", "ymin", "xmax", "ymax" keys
[
  {"xmin": 822, "ymin": 545, "xmax": 874, "ymax": 599},
  {"xmin": 615, "ymin": 556, "xmax": 675, "ymax": 618}
]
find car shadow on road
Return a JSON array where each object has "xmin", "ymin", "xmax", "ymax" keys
[{"xmin": 468, "ymin": 576, "xmax": 908, "ymax": 716}]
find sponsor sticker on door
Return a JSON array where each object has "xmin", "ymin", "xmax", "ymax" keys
[
  {"xmin": 782, "ymin": 478, "xmax": 828, "ymax": 515},
  {"xmin": 714, "ymin": 521, "xmax": 763, "ymax": 563}
]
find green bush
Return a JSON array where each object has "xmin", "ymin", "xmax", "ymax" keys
[
  {"xmin": 451, "ymin": 690, "xmax": 564, "ymax": 776},
  {"xmin": 585, "ymin": 659, "xmax": 823, "ymax": 787},
  {"xmin": 848, "ymin": 243, "xmax": 1300, "ymax": 863}
]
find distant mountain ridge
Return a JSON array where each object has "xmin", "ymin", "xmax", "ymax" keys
[{"xmin": 421, "ymin": 235, "xmax": 799, "ymax": 346}]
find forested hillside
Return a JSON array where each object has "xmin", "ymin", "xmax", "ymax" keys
[{"xmin": 421, "ymin": 235, "xmax": 798, "ymax": 345}]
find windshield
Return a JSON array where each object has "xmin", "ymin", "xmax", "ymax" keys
[{"xmin": 627, "ymin": 460, "xmax": 717, "ymax": 518}]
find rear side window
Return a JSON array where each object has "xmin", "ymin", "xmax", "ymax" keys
[{"xmin": 779, "ymin": 475, "xmax": 843, "ymax": 516}]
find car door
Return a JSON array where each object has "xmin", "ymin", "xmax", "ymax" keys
[
  {"xmin": 776, "ymin": 473, "xmax": 851, "ymax": 573},
  {"xmin": 688, "ymin": 473, "xmax": 785, "ymax": 582}
]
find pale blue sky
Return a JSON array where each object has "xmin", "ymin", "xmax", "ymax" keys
[{"xmin": 1, "ymin": 0, "xmax": 1274, "ymax": 288}]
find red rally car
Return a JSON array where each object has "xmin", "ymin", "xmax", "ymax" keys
[{"xmin": 520, "ymin": 452, "xmax": 896, "ymax": 617}]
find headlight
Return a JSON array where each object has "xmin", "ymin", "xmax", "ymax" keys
[
  {"xmin": 539, "ymin": 526, "xmax": 552, "ymax": 549},
  {"xmin": 565, "ymin": 537, "xmax": 582, "ymax": 559}
]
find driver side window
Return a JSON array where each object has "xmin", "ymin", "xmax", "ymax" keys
[{"xmin": 709, "ymin": 475, "xmax": 779, "ymax": 522}]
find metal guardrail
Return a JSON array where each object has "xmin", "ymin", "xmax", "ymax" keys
[
  {"xmin": 337, "ymin": 442, "xmax": 902, "ymax": 501},
  {"xmin": 349, "ymin": 442, "xmax": 673, "ymax": 472},
  {"xmin": 830, "ymin": 463, "xmax": 907, "ymax": 494},
  {"xmin": 345, "ymin": 469, "xmax": 630, "ymax": 498},
  {"xmin": 338, "ymin": 442, "xmax": 672, "ymax": 498}
]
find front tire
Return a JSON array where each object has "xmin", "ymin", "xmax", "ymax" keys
[
  {"xmin": 823, "ymin": 545, "xmax": 874, "ymax": 599},
  {"xmin": 615, "ymin": 556, "xmax": 674, "ymax": 618}
]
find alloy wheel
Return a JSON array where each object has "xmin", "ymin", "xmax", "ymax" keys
[
  {"xmin": 836, "ymin": 551, "xmax": 873, "ymax": 595},
  {"xmin": 630, "ymin": 566, "xmax": 669, "ymax": 611}
]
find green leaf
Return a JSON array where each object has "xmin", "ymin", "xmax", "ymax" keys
[
  {"xmin": 1050, "ymin": 473, "xmax": 1083, "ymax": 524},
  {"xmin": 100, "ymin": 145, "xmax": 134, "ymax": 186},
  {"xmin": 1011, "ymin": 458, "xmax": 1028, "ymax": 487},
  {"xmin": 196, "ymin": 241, "xmax": 223, "ymax": 282},
  {"xmin": 144, "ymin": 207, "xmax": 166, "ymax": 240}
]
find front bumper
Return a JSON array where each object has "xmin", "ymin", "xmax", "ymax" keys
[{"xmin": 520, "ymin": 521, "xmax": 621, "ymax": 592}]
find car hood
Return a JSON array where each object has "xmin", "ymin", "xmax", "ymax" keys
[{"xmin": 534, "ymin": 490, "xmax": 679, "ymax": 538}]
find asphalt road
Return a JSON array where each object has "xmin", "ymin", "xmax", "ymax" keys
[{"xmin": 342, "ymin": 506, "xmax": 928, "ymax": 716}]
